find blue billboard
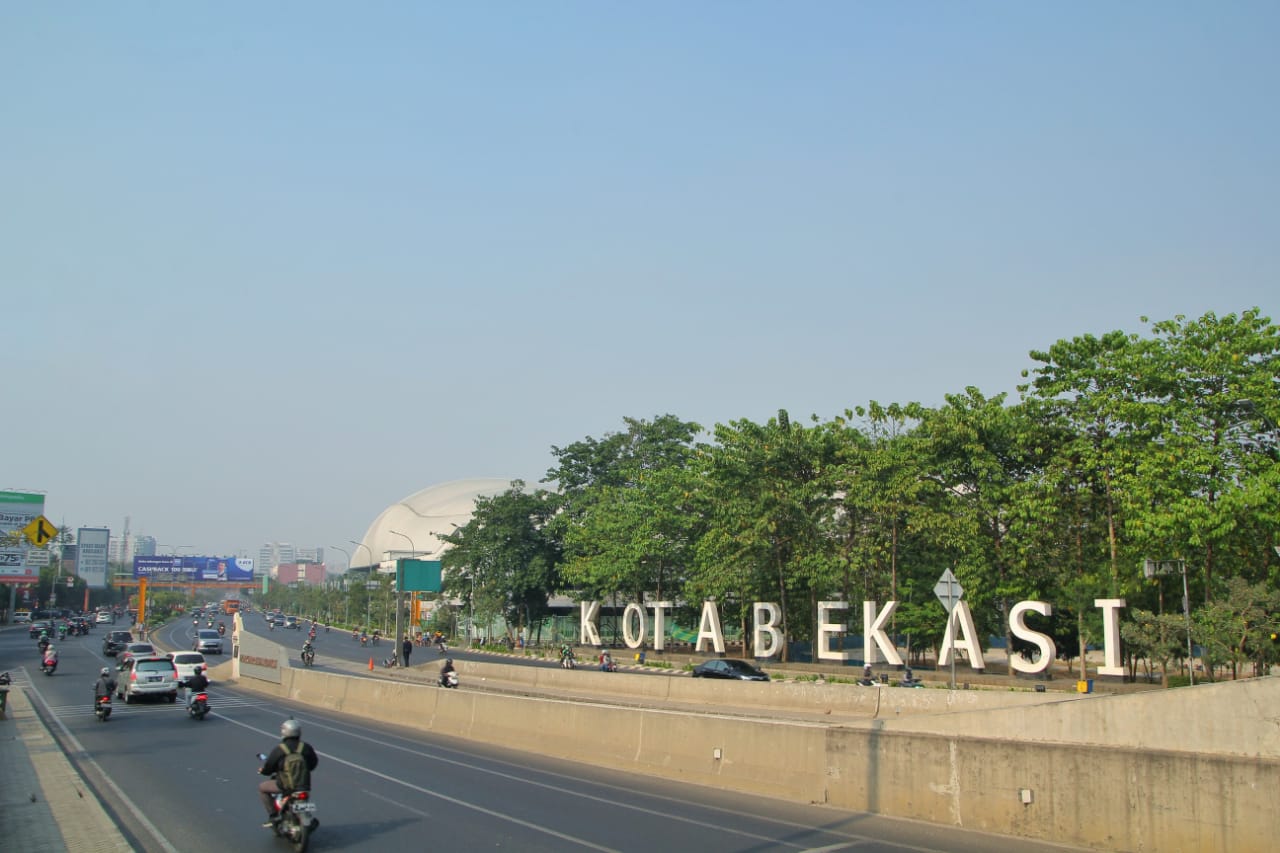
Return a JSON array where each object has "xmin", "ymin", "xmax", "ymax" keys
[{"xmin": 132, "ymin": 555, "xmax": 255, "ymax": 581}]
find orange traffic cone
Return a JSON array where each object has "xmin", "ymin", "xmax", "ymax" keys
[{"xmin": 368, "ymin": 657, "xmax": 374, "ymax": 671}]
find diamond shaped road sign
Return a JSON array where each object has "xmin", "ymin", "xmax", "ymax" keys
[{"xmin": 934, "ymin": 568, "xmax": 964, "ymax": 613}]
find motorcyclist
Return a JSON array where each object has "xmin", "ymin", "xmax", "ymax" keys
[
  {"xmin": 43, "ymin": 644, "xmax": 58, "ymax": 669},
  {"xmin": 185, "ymin": 665, "xmax": 210, "ymax": 710},
  {"xmin": 94, "ymin": 666, "xmax": 116, "ymax": 707},
  {"xmin": 258, "ymin": 718, "xmax": 319, "ymax": 827},
  {"xmin": 599, "ymin": 649, "xmax": 615, "ymax": 672},
  {"xmin": 218, "ymin": 622, "xmax": 226, "ymax": 636},
  {"xmin": 301, "ymin": 640, "xmax": 315, "ymax": 664},
  {"xmin": 38, "ymin": 628, "xmax": 50, "ymax": 651},
  {"xmin": 439, "ymin": 657, "xmax": 456, "ymax": 686},
  {"xmin": 559, "ymin": 644, "xmax": 575, "ymax": 665}
]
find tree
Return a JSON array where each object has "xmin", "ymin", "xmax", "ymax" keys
[
  {"xmin": 440, "ymin": 481, "xmax": 562, "ymax": 641},
  {"xmin": 546, "ymin": 415, "xmax": 704, "ymax": 606}
]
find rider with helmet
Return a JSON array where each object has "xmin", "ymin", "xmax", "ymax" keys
[
  {"xmin": 185, "ymin": 664, "xmax": 210, "ymax": 710},
  {"xmin": 94, "ymin": 666, "xmax": 116, "ymax": 704},
  {"xmin": 258, "ymin": 719, "xmax": 319, "ymax": 827}
]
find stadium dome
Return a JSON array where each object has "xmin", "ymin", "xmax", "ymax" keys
[{"xmin": 352, "ymin": 478, "xmax": 520, "ymax": 570}]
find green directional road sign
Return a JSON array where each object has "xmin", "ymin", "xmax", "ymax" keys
[{"xmin": 397, "ymin": 559, "xmax": 442, "ymax": 593}]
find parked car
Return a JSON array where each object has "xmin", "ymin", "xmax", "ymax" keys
[
  {"xmin": 690, "ymin": 659, "xmax": 771, "ymax": 681},
  {"xmin": 102, "ymin": 630, "xmax": 134, "ymax": 656},
  {"xmin": 169, "ymin": 651, "xmax": 208, "ymax": 683},
  {"xmin": 194, "ymin": 629, "xmax": 223, "ymax": 655},
  {"xmin": 14, "ymin": 611, "xmax": 31, "ymax": 623},
  {"xmin": 117, "ymin": 655, "xmax": 179, "ymax": 703}
]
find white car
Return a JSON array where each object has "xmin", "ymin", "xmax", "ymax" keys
[
  {"xmin": 95, "ymin": 611, "xmax": 113, "ymax": 624},
  {"xmin": 14, "ymin": 612, "xmax": 32, "ymax": 623},
  {"xmin": 169, "ymin": 651, "xmax": 208, "ymax": 683}
]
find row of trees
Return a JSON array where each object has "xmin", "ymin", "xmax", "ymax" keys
[{"xmin": 438, "ymin": 310, "xmax": 1278, "ymax": 680}]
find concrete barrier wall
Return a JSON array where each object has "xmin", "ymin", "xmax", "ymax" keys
[
  {"xmin": 887, "ymin": 675, "xmax": 1280, "ymax": 757},
  {"xmin": 824, "ymin": 727, "xmax": 1278, "ymax": 852},
  {"xmin": 235, "ymin": 664, "xmax": 1280, "ymax": 850},
  {"xmin": 460, "ymin": 659, "xmax": 1077, "ymax": 718}
]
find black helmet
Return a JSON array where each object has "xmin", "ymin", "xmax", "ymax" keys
[
  {"xmin": 281, "ymin": 718, "xmax": 301, "ymax": 739},
  {"xmin": 446, "ymin": 658, "xmax": 453, "ymax": 665}
]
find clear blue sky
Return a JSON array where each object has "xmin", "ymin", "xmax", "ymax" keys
[{"xmin": 4, "ymin": 4, "xmax": 1276, "ymax": 563}]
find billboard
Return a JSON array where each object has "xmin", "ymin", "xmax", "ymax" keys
[
  {"xmin": 0, "ymin": 491, "xmax": 44, "ymax": 581},
  {"xmin": 132, "ymin": 555, "xmax": 254, "ymax": 581},
  {"xmin": 77, "ymin": 527, "xmax": 110, "ymax": 589}
]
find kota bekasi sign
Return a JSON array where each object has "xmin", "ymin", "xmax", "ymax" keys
[{"xmin": 579, "ymin": 597, "xmax": 1129, "ymax": 677}]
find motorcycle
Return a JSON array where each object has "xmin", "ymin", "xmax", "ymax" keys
[
  {"xmin": 600, "ymin": 654, "xmax": 617, "ymax": 673},
  {"xmin": 37, "ymin": 637, "xmax": 50, "ymax": 653},
  {"xmin": 95, "ymin": 694, "xmax": 112, "ymax": 721},
  {"xmin": 439, "ymin": 670, "xmax": 459, "ymax": 689},
  {"xmin": 41, "ymin": 656, "xmax": 57, "ymax": 676},
  {"xmin": 188, "ymin": 689, "xmax": 209, "ymax": 721},
  {"xmin": 256, "ymin": 754, "xmax": 317, "ymax": 852},
  {"xmin": 560, "ymin": 651, "xmax": 576, "ymax": 670},
  {"xmin": 300, "ymin": 647, "xmax": 315, "ymax": 667},
  {"xmin": 359, "ymin": 635, "xmax": 367, "ymax": 647}
]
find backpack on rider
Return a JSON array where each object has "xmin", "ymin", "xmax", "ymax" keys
[{"xmin": 277, "ymin": 741, "xmax": 312, "ymax": 792}]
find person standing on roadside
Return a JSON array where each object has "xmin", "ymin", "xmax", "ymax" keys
[{"xmin": 402, "ymin": 636, "xmax": 413, "ymax": 667}]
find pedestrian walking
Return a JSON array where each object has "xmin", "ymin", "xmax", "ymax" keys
[{"xmin": 402, "ymin": 636, "xmax": 413, "ymax": 667}]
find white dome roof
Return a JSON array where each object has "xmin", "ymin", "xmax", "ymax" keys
[{"xmin": 352, "ymin": 479, "xmax": 518, "ymax": 569}]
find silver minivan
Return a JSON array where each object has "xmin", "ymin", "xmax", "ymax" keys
[
  {"xmin": 118, "ymin": 656, "xmax": 180, "ymax": 703},
  {"xmin": 194, "ymin": 629, "xmax": 223, "ymax": 654}
]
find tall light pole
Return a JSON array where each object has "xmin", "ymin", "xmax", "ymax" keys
[
  {"xmin": 388, "ymin": 530, "xmax": 415, "ymax": 664},
  {"xmin": 448, "ymin": 523, "xmax": 474, "ymax": 646},
  {"xmin": 327, "ymin": 545, "xmax": 351, "ymax": 626},
  {"xmin": 348, "ymin": 540, "xmax": 374, "ymax": 570}
]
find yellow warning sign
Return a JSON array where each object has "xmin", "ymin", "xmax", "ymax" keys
[{"xmin": 22, "ymin": 515, "xmax": 56, "ymax": 547}]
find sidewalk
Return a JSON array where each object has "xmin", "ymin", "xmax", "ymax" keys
[{"xmin": 0, "ymin": 682, "xmax": 133, "ymax": 852}]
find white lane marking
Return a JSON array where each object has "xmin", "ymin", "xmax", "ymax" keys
[
  {"xmin": 23, "ymin": 672, "xmax": 182, "ymax": 853},
  {"xmin": 214, "ymin": 711, "xmax": 621, "ymax": 852},
  {"xmin": 279, "ymin": 710, "xmax": 818, "ymax": 849},
  {"xmin": 285, "ymin": 703, "xmax": 965, "ymax": 853}
]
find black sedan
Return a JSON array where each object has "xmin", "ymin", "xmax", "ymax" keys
[
  {"xmin": 690, "ymin": 659, "xmax": 770, "ymax": 681},
  {"xmin": 28, "ymin": 621, "xmax": 52, "ymax": 639}
]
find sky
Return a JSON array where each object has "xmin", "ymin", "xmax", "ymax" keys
[{"xmin": 4, "ymin": 4, "xmax": 1277, "ymax": 565}]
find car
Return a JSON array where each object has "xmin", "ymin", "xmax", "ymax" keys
[
  {"xmin": 95, "ymin": 611, "xmax": 113, "ymax": 624},
  {"xmin": 102, "ymin": 630, "xmax": 134, "ymax": 656},
  {"xmin": 14, "ymin": 611, "xmax": 31, "ymax": 623},
  {"xmin": 119, "ymin": 642, "xmax": 158, "ymax": 667},
  {"xmin": 29, "ymin": 620, "xmax": 52, "ymax": 639},
  {"xmin": 70, "ymin": 616, "xmax": 92, "ymax": 632},
  {"xmin": 169, "ymin": 651, "xmax": 208, "ymax": 683},
  {"xmin": 194, "ymin": 629, "xmax": 223, "ymax": 654},
  {"xmin": 284, "ymin": 616, "xmax": 299, "ymax": 629},
  {"xmin": 690, "ymin": 659, "xmax": 771, "ymax": 681},
  {"xmin": 117, "ymin": 655, "xmax": 180, "ymax": 703}
]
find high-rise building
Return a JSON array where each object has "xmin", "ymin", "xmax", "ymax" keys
[
  {"xmin": 296, "ymin": 546, "xmax": 325, "ymax": 564},
  {"xmin": 135, "ymin": 535, "xmax": 156, "ymax": 557},
  {"xmin": 258, "ymin": 542, "xmax": 301, "ymax": 574}
]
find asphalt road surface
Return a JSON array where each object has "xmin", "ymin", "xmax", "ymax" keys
[{"xmin": 1, "ymin": 621, "xmax": 1085, "ymax": 853}]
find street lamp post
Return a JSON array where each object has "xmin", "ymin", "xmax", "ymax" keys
[
  {"xmin": 348, "ymin": 540, "xmax": 374, "ymax": 570},
  {"xmin": 328, "ymin": 545, "xmax": 351, "ymax": 628},
  {"xmin": 388, "ymin": 530, "xmax": 416, "ymax": 664}
]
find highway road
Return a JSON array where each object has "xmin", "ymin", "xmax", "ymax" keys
[{"xmin": 1, "ymin": 620, "xmax": 1084, "ymax": 853}]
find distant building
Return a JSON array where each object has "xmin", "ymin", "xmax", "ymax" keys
[
  {"xmin": 258, "ymin": 542, "xmax": 300, "ymax": 576},
  {"xmin": 296, "ymin": 546, "xmax": 324, "ymax": 563},
  {"xmin": 108, "ymin": 533, "xmax": 155, "ymax": 564},
  {"xmin": 276, "ymin": 562, "xmax": 326, "ymax": 586}
]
